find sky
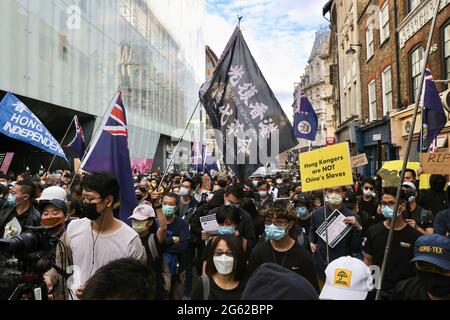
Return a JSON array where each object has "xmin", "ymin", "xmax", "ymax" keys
[{"xmin": 204, "ymin": 0, "xmax": 329, "ymax": 123}]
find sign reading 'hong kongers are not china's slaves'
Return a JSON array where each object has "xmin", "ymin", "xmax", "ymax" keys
[
  {"xmin": 299, "ymin": 142, "xmax": 353, "ymax": 192},
  {"xmin": 0, "ymin": 92, "xmax": 67, "ymax": 161}
]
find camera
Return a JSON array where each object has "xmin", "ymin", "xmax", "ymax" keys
[{"xmin": 0, "ymin": 226, "xmax": 59, "ymax": 300}]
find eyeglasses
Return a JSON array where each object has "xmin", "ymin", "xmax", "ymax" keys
[
  {"xmin": 214, "ymin": 250, "xmax": 234, "ymax": 257},
  {"xmin": 265, "ymin": 218, "xmax": 289, "ymax": 227},
  {"xmin": 380, "ymin": 201, "xmax": 396, "ymax": 208},
  {"xmin": 364, "ymin": 187, "xmax": 374, "ymax": 191}
]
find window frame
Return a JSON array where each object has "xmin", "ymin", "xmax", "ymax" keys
[
  {"xmin": 441, "ymin": 18, "xmax": 450, "ymax": 83},
  {"xmin": 409, "ymin": 44, "xmax": 424, "ymax": 103},
  {"xmin": 382, "ymin": 66, "xmax": 393, "ymax": 116},
  {"xmin": 408, "ymin": 0, "xmax": 421, "ymax": 13},
  {"xmin": 368, "ymin": 79, "xmax": 377, "ymax": 121},
  {"xmin": 366, "ymin": 23, "xmax": 374, "ymax": 60},
  {"xmin": 379, "ymin": 2, "xmax": 390, "ymax": 44}
]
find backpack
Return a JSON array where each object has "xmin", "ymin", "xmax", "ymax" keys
[{"xmin": 148, "ymin": 235, "xmax": 172, "ymax": 295}]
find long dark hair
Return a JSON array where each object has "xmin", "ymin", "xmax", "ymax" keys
[{"xmin": 205, "ymin": 235, "xmax": 247, "ymax": 281}]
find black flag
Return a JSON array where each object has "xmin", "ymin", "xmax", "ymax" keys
[{"xmin": 200, "ymin": 27, "xmax": 298, "ymax": 180}]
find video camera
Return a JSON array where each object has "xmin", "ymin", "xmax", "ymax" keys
[{"xmin": 0, "ymin": 226, "xmax": 59, "ymax": 300}]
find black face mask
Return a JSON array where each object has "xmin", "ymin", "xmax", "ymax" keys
[
  {"xmin": 80, "ymin": 202, "xmax": 101, "ymax": 221},
  {"xmin": 416, "ymin": 270, "xmax": 450, "ymax": 298}
]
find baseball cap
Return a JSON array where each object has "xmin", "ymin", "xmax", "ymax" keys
[
  {"xmin": 402, "ymin": 181, "xmax": 416, "ymax": 190},
  {"xmin": 411, "ymin": 234, "xmax": 450, "ymax": 270},
  {"xmin": 128, "ymin": 204, "xmax": 155, "ymax": 220},
  {"xmin": 319, "ymin": 256, "xmax": 373, "ymax": 300},
  {"xmin": 293, "ymin": 193, "xmax": 310, "ymax": 204},
  {"xmin": 37, "ymin": 186, "xmax": 67, "ymax": 201},
  {"xmin": 39, "ymin": 199, "xmax": 68, "ymax": 214}
]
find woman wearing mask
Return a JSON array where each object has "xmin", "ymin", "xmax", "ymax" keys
[
  {"xmin": 248, "ymin": 200, "xmax": 319, "ymax": 292},
  {"xmin": 129, "ymin": 195, "xmax": 168, "ymax": 299},
  {"xmin": 192, "ymin": 235, "xmax": 247, "ymax": 300}
]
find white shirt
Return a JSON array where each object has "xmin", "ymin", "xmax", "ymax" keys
[{"xmin": 66, "ymin": 218, "xmax": 146, "ymax": 287}]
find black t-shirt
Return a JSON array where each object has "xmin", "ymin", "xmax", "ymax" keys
[
  {"xmin": 191, "ymin": 275, "xmax": 247, "ymax": 300},
  {"xmin": 358, "ymin": 196, "xmax": 382, "ymax": 234},
  {"xmin": 405, "ymin": 205, "xmax": 434, "ymax": 230},
  {"xmin": 364, "ymin": 223, "xmax": 422, "ymax": 291},
  {"xmin": 248, "ymin": 240, "xmax": 319, "ymax": 292},
  {"xmin": 391, "ymin": 277, "xmax": 429, "ymax": 300}
]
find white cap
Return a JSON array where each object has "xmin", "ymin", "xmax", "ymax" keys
[
  {"xmin": 319, "ymin": 256, "xmax": 373, "ymax": 300},
  {"xmin": 402, "ymin": 181, "xmax": 416, "ymax": 190},
  {"xmin": 37, "ymin": 186, "xmax": 67, "ymax": 201},
  {"xmin": 128, "ymin": 204, "xmax": 155, "ymax": 220}
]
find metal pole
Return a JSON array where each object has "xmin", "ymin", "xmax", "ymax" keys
[
  {"xmin": 323, "ymin": 189, "xmax": 330, "ymax": 265},
  {"xmin": 46, "ymin": 116, "xmax": 75, "ymax": 174},
  {"xmin": 158, "ymin": 100, "xmax": 201, "ymax": 189},
  {"xmin": 375, "ymin": 0, "xmax": 441, "ymax": 300}
]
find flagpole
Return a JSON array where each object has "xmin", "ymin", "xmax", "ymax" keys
[
  {"xmin": 158, "ymin": 100, "xmax": 201, "ymax": 189},
  {"xmin": 46, "ymin": 116, "xmax": 75, "ymax": 174},
  {"xmin": 375, "ymin": 0, "xmax": 441, "ymax": 300}
]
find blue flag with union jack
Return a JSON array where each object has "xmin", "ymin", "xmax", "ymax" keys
[
  {"xmin": 418, "ymin": 67, "xmax": 446, "ymax": 152},
  {"xmin": 293, "ymin": 88, "xmax": 318, "ymax": 141},
  {"xmin": 64, "ymin": 115, "xmax": 86, "ymax": 159},
  {"xmin": 80, "ymin": 92, "xmax": 137, "ymax": 222}
]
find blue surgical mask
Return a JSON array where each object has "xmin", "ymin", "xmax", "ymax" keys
[
  {"xmin": 6, "ymin": 194, "xmax": 15, "ymax": 207},
  {"xmin": 252, "ymin": 180, "xmax": 258, "ymax": 187},
  {"xmin": 381, "ymin": 205, "xmax": 394, "ymax": 219},
  {"xmin": 162, "ymin": 205, "xmax": 176, "ymax": 217},
  {"xmin": 218, "ymin": 226, "xmax": 235, "ymax": 235},
  {"xmin": 265, "ymin": 224, "xmax": 286, "ymax": 241},
  {"xmin": 296, "ymin": 207, "xmax": 308, "ymax": 217}
]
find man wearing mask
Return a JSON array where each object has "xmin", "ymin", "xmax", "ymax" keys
[
  {"xmin": 357, "ymin": 178, "xmax": 381, "ymax": 235},
  {"xmin": 248, "ymin": 200, "xmax": 319, "ymax": 292},
  {"xmin": 272, "ymin": 174, "xmax": 288, "ymax": 200},
  {"xmin": 254, "ymin": 181, "xmax": 273, "ymax": 210},
  {"xmin": 178, "ymin": 178, "xmax": 198, "ymax": 220},
  {"xmin": 308, "ymin": 186, "xmax": 363, "ymax": 281},
  {"xmin": 64, "ymin": 172, "xmax": 146, "ymax": 298},
  {"xmin": 161, "ymin": 192, "xmax": 190, "ymax": 299},
  {"xmin": 402, "ymin": 182, "xmax": 434, "ymax": 235},
  {"xmin": 292, "ymin": 193, "xmax": 312, "ymax": 253},
  {"xmin": 0, "ymin": 180, "xmax": 41, "ymax": 238},
  {"xmin": 392, "ymin": 234, "xmax": 450, "ymax": 300},
  {"xmin": 419, "ymin": 174, "xmax": 448, "ymax": 217},
  {"xmin": 363, "ymin": 187, "xmax": 422, "ymax": 299}
]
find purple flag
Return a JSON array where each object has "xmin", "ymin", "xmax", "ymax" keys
[{"xmin": 80, "ymin": 92, "xmax": 137, "ymax": 223}]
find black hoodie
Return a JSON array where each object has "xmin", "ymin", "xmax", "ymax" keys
[{"xmin": 419, "ymin": 174, "xmax": 449, "ymax": 216}]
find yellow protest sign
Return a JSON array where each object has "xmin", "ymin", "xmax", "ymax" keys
[{"xmin": 299, "ymin": 142, "xmax": 353, "ymax": 192}]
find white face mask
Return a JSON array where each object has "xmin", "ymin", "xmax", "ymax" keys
[
  {"xmin": 259, "ymin": 191, "xmax": 268, "ymax": 198},
  {"xmin": 326, "ymin": 193, "xmax": 343, "ymax": 205},
  {"xmin": 213, "ymin": 254, "xmax": 234, "ymax": 275},
  {"xmin": 180, "ymin": 187, "xmax": 190, "ymax": 196},
  {"xmin": 363, "ymin": 189, "xmax": 373, "ymax": 197}
]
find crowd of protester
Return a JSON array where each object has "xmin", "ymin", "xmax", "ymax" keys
[{"xmin": 0, "ymin": 167, "xmax": 449, "ymax": 300}]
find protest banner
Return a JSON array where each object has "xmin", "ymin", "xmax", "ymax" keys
[
  {"xmin": 351, "ymin": 153, "xmax": 368, "ymax": 168},
  {"xmin": 420, "ymin": 152, "xmax": 450, "ymax": 174},
  {"xmin": 299, "ymin": 142, "xmax": 353, "ymax": 192}
]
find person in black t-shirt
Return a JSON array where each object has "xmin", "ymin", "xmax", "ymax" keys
[
  {"xmin": 402, "ymin": 181, "xmax": 433, "ymax": 235},
  {"xmin": 357, "ymin": 178, "xmax": 381, "ymax": 236},
  {"xmin": 248, "ymin": 200, "xmax": 319, "ymax": 292},
  {"xmin": 363, "ymin": 187, "xmax": 422, "ymax": 298},
  {"xmin": 391, "ymin": 234, "xmax": 450, "ymax": 300},
  {"xmin": 191, "ymin": 235, "xmax": 248, "ymax": 300}
]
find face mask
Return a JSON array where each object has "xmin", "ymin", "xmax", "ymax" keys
[
  {"xmin": 363, "ymin": 189, "xmax": 373, "ymax": 197},
  {"xmin": 252, "ymin": 180, "xmax": 258, "ymax": 187},
  {"xmin": 213, "ymin": 254, "xmax": 234, "ymax": 275},
  {"xmin": 259, "ymin": 191, "xmax": 268, "ymax": 198},
  {"xmin": 162, "ymin": 205, "xmax": 176, "ymax": 217},
  {"xmin": 408, "ymin": 196, "xmax": 415, "ymax": 203},
  {"xmin": 276, "ymin": 179, "xmax": 283, "ymax": 185},
  {"xmin": 416, "ymin": 270, "xmax": 450, "ymax": 298},
  {"xmin": 6, "ymin": 194, "xmax": 16, "ymax": 207},
  {"xmin": 0, "ymin": 182, "xmax": 7, "ymax": 187},
  {"xmin": 296, "ymin": 207, "xmax": 308, "ymax": 217},
  {"xmin": 381, "ymin": 205, "xmax": 394, "ymax": 219},
  {"xmin": 265, "ymin": 224, "xmax": 286, "ymax": 241},
  {"xmin": 41, "ymin": 216, "xmax": 65, "ymax": 228},
  {"xmin": 326, "ymin": 193, "xmax": 343, "ymax": 205},
  {"xmin": 180, "ymin": 187, "xmax": 190, "ymax": 196},
  {"xmin": 132, "ymin": 220, "xmax": 150, "ymax": 237},
  {"xmin": 218, "ymin": 226, "xmax": 235, "ymax": 235},
  {"xmin": 80, "ymin": 202, "xmax": 101, "ymax": 221}
]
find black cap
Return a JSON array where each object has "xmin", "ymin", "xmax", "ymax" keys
[
  {"xmin": 293, "ymin": 193, "xmax": 310, "ymax": 204},
  {"xmin": 241, "ymin": 262, "xmax": 319, "ymax": 300}
]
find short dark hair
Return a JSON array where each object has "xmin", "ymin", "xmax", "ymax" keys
[
  {"xmin": 80, "ymin": 172, "xmax": 120, "ymax": 204},
  {"xmin": 162, "ymin": 192, "xmax": 178, "ymax": 203},
  {"xmin": 362, "ymin": 178, "xmax": 376, "ymax": 187},
  {"xmin": 240, "ymin": 198, "xmax": 258, "ymax": 219},
  {"xmin": 403, "ymin": 169, "xmax": 416, "ymax": 180},
  {"xmin": 382, "ymin": 187, "xmax": 407, "ymax": 203},
  {"xmin": 205, "ymin": 235, "xmax": 247, "ymax": 281},
  {"xmin": 257, "ymin": 181, "xmax": 270, "ymax": 189},
  {"xmin": 182, "ymin": 177, "xmax": 196, "ymax": 190},
  {"xmin": 16, "ymin": 180, "xmax": 36, "ymax": 198},
  {"xmin": 81, "ymin": 258, "xmax": 155, "ymax": 300},
  {"xmin": 225, "ymin": 184, "xmax": 244, "ymax": 200},
  {"xmin": 216, "ymin": 205, "xmax": 241, "ymax": 225}
]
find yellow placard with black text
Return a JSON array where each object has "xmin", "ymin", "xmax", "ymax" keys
[{"xmin": 299, "ymin": 142, "xmax": 353, "ymax": 192}]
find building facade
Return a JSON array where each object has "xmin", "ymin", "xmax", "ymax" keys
[{"xmin": 0, "ymin": 0, "xmax": 205, "ymax": 174}]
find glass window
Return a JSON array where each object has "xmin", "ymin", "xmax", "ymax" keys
[
  {"xmin": 366, "ymin": 24, "xmax": 374, "ymax": 59},
  {"xmin": 444, "ymin": 22, "xmax": 450, "ymax": 81},
  {"xmin": 382, "ymin": 67, "xmax": 393, "ymax": 115},
  {"xmin": 408, "ymin": 0, "xmax": 421, "ymax": 13},
  {"xmin": 369, "ymin": 80, "xmax": 377, "ymax": 121},
  {"xmin": 410, "ymin": 46, "xmax": 424, "ymax": 102},
  {"xmin": 380, "ymin": 2, "xmax": 390, "ymax": 44}
]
